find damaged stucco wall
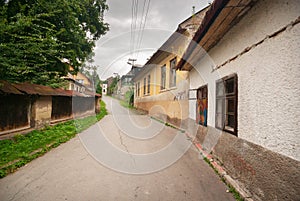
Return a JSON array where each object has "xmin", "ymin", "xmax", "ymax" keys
[
  {"xmin": 135, "ymin": 54, "xmax": 190, "ymax": 123},
  {"xmin": 213, "ymin": 131, "xmax": 300, "ymax": 201},
  {"xmin": 31, "ymin": 96, "xmax": 52, "ymax": 128},
  {"xmin": 190, "ymin": 0, "xmax": 300, "ymax": 161},
  {"xmin": 189, "ymin": 0, "xmax": 300, "ymax": 199}
]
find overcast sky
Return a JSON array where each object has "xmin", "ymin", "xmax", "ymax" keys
[{"xmin": 94, "ymin": 0, "xmax": 209, "ymax": 80}]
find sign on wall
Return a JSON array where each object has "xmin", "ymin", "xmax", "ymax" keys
[{"xmin": 188, "ymin": 89, "xmax": 197, "ymax": 100}]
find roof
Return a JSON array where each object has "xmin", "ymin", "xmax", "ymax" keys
[
  {"xmin": 133, "ymin": 6, "xmax": 210, "ymax": 82},
  {"xmin": 13, "ymin": 82, "xmax": 69, "ymax": 96},
  {"xmin": 0, "ymin": 81, "xmax": 101, "ymax": 97},
  {"xmin": 0, "ymin": 80, "xmax": 23, "ymax": 95},
  {"xmin": 133, "ymin": 29, "xmax": 186, "ymax": 82},
  {"xmin": 177, "ymin": 0, "xmax": 258, "ymax": 71}
]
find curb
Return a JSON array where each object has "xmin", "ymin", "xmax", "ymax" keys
[
  {"xmin": 185, "ymin": 132, "xmax": 253, "ymax": 201},
  {"xmin": 149, "ymin": 115, "xmax": 253, "ymax": 200}
]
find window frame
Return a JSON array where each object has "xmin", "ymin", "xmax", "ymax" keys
[
  {"xmin": 169, "ymin": 58, "xmax": 177, "ymax": 88},
  {"xmin": 147, "ymin": 74, "xmax": 151, "ymax": 94},
  {"xmin": 215, "ymin": 74, "xmax": 238, "ymax": 136},
  {"xmin": 135, "ymin": 83, "xmax": 138, "ymax": 97},
  {"xmin": 143, "ymin": 77, "xmax": 146, "ymax": 95},
  {"xmin": 137, "ymin": 82, "xmax": 140, "ymax": 97},
  {"xmin": 160, "ymin": 65, "xmax": 166, "ymax": 90}
]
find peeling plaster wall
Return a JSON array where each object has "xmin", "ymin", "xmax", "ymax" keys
[
  {"xmin": 190, "ymin": 0, "xmax": 300, "ymax": 161},
  {"xmin": 31, "ymin": 96, "xmax": 52, "ymax": 128},
  {"xmin": 135, "ymin": 79, "xmax": 190, "ymax": 122},
  {"xmin": 134, "ymin": 54, "xmax": 190, "ymax": 122}
]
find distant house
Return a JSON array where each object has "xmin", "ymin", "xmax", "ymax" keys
[
  {"xmin": 106, "ymin": 76, "xmax": 115, "ymax": 89},
  {"xmin": 0, "ymin": 81, "xmax": 101, "ymax": 139},
  {"xmin": 115, "ymin": 64, "xmax": 142, "ymax": 100},
  {"xmin": 133, "ymin": 7, "xmax": 209, "ymax": 125},
  {"xmin": 105, "ymin": 76, "xmax": 117, "ymax": 95},
  {"xmin": 63, "ymin": 71, "xmax": 94, "ymax": 92},
  {"xmin": 102, "ymin": 83, "xmax": 107, "ymax": 95},
  {"xmin": 176, "ymin": 0, "xmax": 300, "ymax": 200}
]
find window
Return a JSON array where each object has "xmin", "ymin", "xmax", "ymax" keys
[
  {"xmin": 143, "ymin": 77, "xmax": 146, "ymax": 95},
  {"xmin": 76, "ymin": 79, "xmax": 84, "ymax": 84},
  {"xmin": 147, "ymin": 74, "xmax": 151, "ymax": 94},
  {"xmin": 169, "ymin": 58, "xmax": 177, "ymax": 87},
  {"xmin": 215, "ymin": 74, "xmax": 238, "ymax": 135},
  {"xmin": 135, "ymin": 83, "xmax": 138, "ymax": 97},
  {"xmin": 197, "ymin": 85, "xmax": 208, "ymax": 126},
  {"xmin": 137, "ymin": 82, "xmax": 140, "ymax": 97},
  {"xmin": 161, "ymin": 65, "xmax": 166, "ymax": 90}
]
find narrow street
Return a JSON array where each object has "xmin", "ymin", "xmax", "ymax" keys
[{"xmin": 0, "ymin": 96, "xmax": 235, "ymax": 201}]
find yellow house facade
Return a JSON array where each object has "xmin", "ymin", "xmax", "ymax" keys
[{"xmin": 133, "ymin": 7, "xmax": 209, "ymax": 126}]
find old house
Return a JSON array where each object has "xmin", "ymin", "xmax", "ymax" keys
[
  {"xmin": 105, "ymin": 76, "xmax": 118, "ymax": 95},
  {"xmin": 63, "ymin": 71, "xmax": 94, "ymax": 92},
  {"xmin": 0, "ymin": 81, "xmax": 101, "ymax": 139},
  {"xmin": 102, "ymin": 83, "xmax": 108, "ymax": 95},
  {"xmin": 0, "ymin": 81, "xmax": 31, "ymax": 136},
  {"xmin": 133, "ymin": 7, "xmax": 209, "ymax": 125},
  {"xmin": 176, "ymin": 0, "xmax": 300, "ymax": 200},
  {"xmin": 115, "ymin": 64, "xmax": 142, "ymax": 100}
]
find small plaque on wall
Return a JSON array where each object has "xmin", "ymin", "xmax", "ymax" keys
[{"xmin": 188, "ymin": 89, "xmax": 197, "ymax": 100}]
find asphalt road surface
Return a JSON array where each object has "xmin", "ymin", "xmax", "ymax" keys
[{"xmin": 0, "ymin": 96, "xmax": 235, "ymax": 201}]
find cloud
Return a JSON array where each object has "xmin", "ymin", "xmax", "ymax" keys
[{"xmin": 94, "ymin": 0, "xmax": 208, "ymax": 80}]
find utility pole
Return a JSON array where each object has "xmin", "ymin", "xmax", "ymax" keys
[{"xmin": 127, "ymin": 58, "xmax": 137, "ymax": 67}]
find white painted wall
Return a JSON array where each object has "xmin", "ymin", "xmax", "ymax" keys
[{"xmin": 189, "ymin": 0, "xmax": 300, "ymax": 160}]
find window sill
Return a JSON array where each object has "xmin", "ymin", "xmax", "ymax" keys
[
  {"xmin": 159, "ymin": 87, "xmax": 177, "ymax": 93},
  {"xmin": 159, "ymin": 89, "xmax": 168, "ymax": 93}
]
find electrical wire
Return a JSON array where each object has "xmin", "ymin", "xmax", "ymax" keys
[
  {"xmin": 130, "ymin": 0, "xmax": 138, "ymax": 57},
  {"xmin": 130, "ymin": 0, "xmax": 151, "ymax": 60},
  {"xmin": 136, "ymin": 0, "xmax": 151, "ymax": 59}
]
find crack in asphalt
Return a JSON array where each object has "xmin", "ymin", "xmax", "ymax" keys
[
  {"xmin": 118, "ymin": 129, "xmax": 129, "ymax": 153},
  {"xmin": 9, "ymin": 169, "xmax": 48, "ymax": 201},
  {"xmin": 118, "ymin": 129, "xmax": 136, "ymax": 166},
  {"xmin": 80, "ymin": 153, "xmax": 89, "ymax": 161}
]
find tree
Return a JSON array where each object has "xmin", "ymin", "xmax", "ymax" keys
[
  {"xmin": 0, "ymin": 0, "xmax": 109, "ymax": 87},
  {"xmin": 107, "ymin": 76, "xmax": 118, "ymax": 96}
]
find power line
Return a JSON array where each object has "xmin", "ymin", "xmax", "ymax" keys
[
  {"xmin": 136, "ymin": 0, "xmax": 151, "ymax": 58},
  {"xmin": 130, "ymin": 0, "xmax": 151, "ymax": 60},
  {"xmin": 130, "ymin": 0, "xmax": 137, "ymax": 57},
  {"xmin": 130, "ymin": 0, "xmax": 138, "ymax": 57},
  {"xmin": 136, "ymin": 0, "xmax": 147, "ymax": 50}
]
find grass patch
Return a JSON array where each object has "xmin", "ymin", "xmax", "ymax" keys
[
  {"xmin": 203, "ymin": 156, "xmax": 244, "ymax": 201},
  {"xmin": 150, "ymin": 117, "xmax": 185, "ymax": 133},
  {"xmin": 119, "ymin": 99, "xmax": 133, "ymax": 109},
  {"xmin": 229, "ymin": 185, "xmax": 244, "ymax": 201},
  {"xmin": 119, "ymin": 90, "xmax": 134, "ymax": 109},
  {"xmin": 0, "ymin": 101, "xmax": 107, "ymax": 178}
]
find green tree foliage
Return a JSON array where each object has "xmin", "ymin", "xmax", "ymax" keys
[
  {"xmin": 107, "ymin": 76, "xmax": 118, "ymax": 95},
  {"xmin": 79, "ymin": 53, "xmax": 103, "ymax": 94},
  {"xmin": 0, "ymin": 0, "xmax": 108, "ymax": 87}
]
